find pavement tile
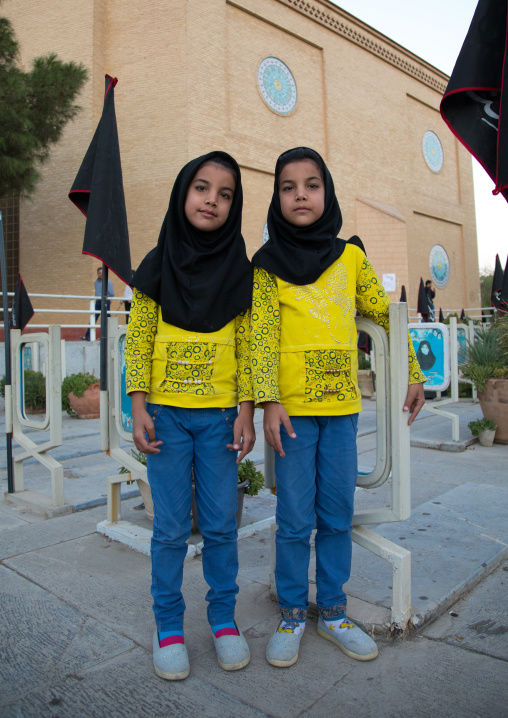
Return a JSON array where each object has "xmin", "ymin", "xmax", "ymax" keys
[
  {"xmin": 422, "ymin": 559, "xmax": 508, "ymax": 661},
  {"xmin": 300, "ymin": 636, "xmax": 508, "ymax": 718},
  {"xmin": 0, "ymin": 566, "xmax": 135, "ymax": 708},
  {"xmin": 2, "ymin": 647, "xmax": 268, "ymax": 718}
]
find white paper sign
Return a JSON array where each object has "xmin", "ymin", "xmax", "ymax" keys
[{"xmin": 382, "ymin": 273, "xmax": 396, "ymax": 292}]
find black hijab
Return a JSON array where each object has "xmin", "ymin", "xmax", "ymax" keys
[
  {"xmin": 133, "ymin": 151, "xmax": 252, "ymax": 332},
  {"xmin": 252, "ymin": 147, "xmax": 346, "ymax": 285}
]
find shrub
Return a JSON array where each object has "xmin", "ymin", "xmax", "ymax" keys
[
  {"xmin": 238, "ymin": 458, "xmax": 265, "ymax": 497},
  {"xmin": 0, "ymin": 370, "xmax": 46, "ymax": 410},
  {"xmin": 468, "ymin": 417, "xmax": 497, "ymax": 436}
]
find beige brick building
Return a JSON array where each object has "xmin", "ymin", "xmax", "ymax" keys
[{"xmin": 5, "ymin": 0, "xmax": 480, "ymax": 329}]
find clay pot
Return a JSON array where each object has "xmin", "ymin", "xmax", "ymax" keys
[
  {"xmin": 477, "ymin": 378, "xmax": 508, "ymax": 444},
  {"xmin": 68, "ymin": 382, "xmax": 100, "ymax": 419}
]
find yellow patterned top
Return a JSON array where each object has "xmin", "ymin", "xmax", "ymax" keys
[
  {"xmin": 251, "ymin": 244, "xmax": 425, "ymax": 415},
  {"xmin": 126, "ymin": 289, "xmax": 253, "ymax": 408}
]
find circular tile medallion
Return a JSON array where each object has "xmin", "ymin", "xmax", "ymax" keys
[{"xmin": 257, "ymin": 57, "xmax": 297, "ymax": 115}]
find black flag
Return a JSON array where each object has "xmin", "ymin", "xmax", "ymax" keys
[
  {"xmin": 69, "ymin": 76, "xmax": 131, "ymax": 284},
  {"xmin": 491, "ymin": 254, "xmax": 504, "ymax": 309},
  {"xmin": 460, "ymin": 308, "xmax": 466, "ymax": 321},
  {"xmin": 439, "ymin": 308, "xmax": 444, "ymax": 323},
  {"xmin": 10, "ymin": 274, "xmax": 34, "ymax": 330},
  {"xmin": 399, "ymin": 285, "xmax": 407, "ymax": 303},
  {"xmin": 417, "ymin": 278, "xmax": 430, "ymax": 322},
  {"xmin": 440, "ymin": 1, "xmax": 508, "ymax": 201}
]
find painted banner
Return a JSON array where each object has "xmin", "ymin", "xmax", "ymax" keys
[{"xmin": 409, "ymin": 322, "xmax": 450, "ymax": 391}]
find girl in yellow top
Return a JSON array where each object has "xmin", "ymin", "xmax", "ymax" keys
[
  {"xmin": 126, "ymin": 152, "xmax": 254, "ymax": 680},
  {"xmin": 250, "ymin": 147, "xmax": 425, "ymax": 668}
]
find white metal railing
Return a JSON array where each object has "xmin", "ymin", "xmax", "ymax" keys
[
  {"xmin": 8, "ymin": 327, "xmax": 65, "ymax": 508},
  {"xmin": 0, "ymin": 292, "xmax": 129, "ymax": 341}
]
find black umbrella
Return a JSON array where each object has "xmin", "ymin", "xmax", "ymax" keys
[{"xmin": 440, "ymin": 0, "xmax": 508, "ymax": 201}]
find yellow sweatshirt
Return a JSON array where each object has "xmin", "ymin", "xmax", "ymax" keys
[
  {"xmin": 125, "ymin": 289, "xmax": 252, "ymax": 408},
  {"xmin": 251, "ymin": 244, "xmax": 425, "ymax": 415}
]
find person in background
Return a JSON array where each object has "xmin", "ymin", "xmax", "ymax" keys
[
  {"xmin": 82, "ymin": 266, "xmax": 114, "ymax": 340},
  {"xmin": 425, "ymin": 279, "xmax": 436, "ymax": 322},
  {"xmin": 121, "ymin": 270, "xmax": 135, "ymax": 323}
]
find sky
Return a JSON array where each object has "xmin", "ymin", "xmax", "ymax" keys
[{"xmin": 332, "ymin": 0, "xmax": 507, "ymax": 273}]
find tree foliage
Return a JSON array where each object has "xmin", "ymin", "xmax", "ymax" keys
[
  {"xmin": 0, "ymin": 15, "xmax": 88, "ymax": 198},
  {"xmin": 479, "ymin": 268, "xmax": 494, "ymax": 310}
]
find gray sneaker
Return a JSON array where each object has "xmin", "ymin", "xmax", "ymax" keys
[
  {"xmin": 266, "ymin": 620, "xmax": 303, "ymax": 668},
  {"xmin": 317, "ymin": 616, "xmax": 378, "ymax": 661},
  {"xmin": 212, "ymin": 626, "xmax": 250, "ymax": 671},
  {"xmin": 153, "ymin": 631, "xmax": 190, "ymax": 680}
]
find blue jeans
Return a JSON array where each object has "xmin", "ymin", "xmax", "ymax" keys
[
  {"xmin": 274, "ymin": 414, "xmax": 359, "ymax": 621},
  {"xmin": 146, "ymin": 403, "xmax": 240, "ymax": 631}
]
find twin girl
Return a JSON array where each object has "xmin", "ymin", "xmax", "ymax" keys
[{"xmin": 125, "ymin": 148, "xmax": 425, "ymax": 680}]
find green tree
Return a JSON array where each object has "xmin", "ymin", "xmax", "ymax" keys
[{"xmin": 0, "ymin": 15, "xmax": 88, "ymax": 198}]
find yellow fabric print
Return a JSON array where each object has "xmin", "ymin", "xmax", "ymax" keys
[
  {"xmin": 250, "ymin": 244, "xmax": 425, "ymax": 416},
  {"xmin": 290, "ymin": 262, "xmax": 352, "ymax": 342},
  {"xmin": 304, "ymin": 349, "xmax": 357, "ymax": 403},
  {"xmin": 126, "ymin": 288, "xmax": 253, "ymax": 408}
]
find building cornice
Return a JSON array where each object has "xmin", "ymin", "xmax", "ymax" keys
[{"xmin": 276, "ymin": 0, "xmax": 449, "ymax": 94}]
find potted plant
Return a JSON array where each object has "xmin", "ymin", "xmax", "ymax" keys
[
  {"xmin": 1, "ymin": 370, "xmax": 46, "ymax": 413},
  {"xmin": 461, "ymin": 318, "xmax": 508, "ymax": 444},
  {"xmin": 119, "ymin": 451, "xmax": 264, "ymax": 528},
  {"xmin": 467, "ymin": 417, "xmax": 498, "ymax": 447},
  {"xmin": 62, "ymin": 372, "xmax": 100, "ymax": 418}
]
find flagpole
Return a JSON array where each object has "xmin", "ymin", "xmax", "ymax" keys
[
  {"xmin": 100, "ymin": 262, "xmax": 109, "ymax": 451},
  {"xmin": 0, "ymin": 211, "xmax": 14, "ymax": 493}
]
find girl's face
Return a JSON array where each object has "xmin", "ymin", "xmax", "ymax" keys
[
  {"xmin": 278, "ymin": 159, "xmax": 325, "ymax": 227},
  {"xmin": 184, "ymin": 162, "xmax": 236, "ymax": 232}
]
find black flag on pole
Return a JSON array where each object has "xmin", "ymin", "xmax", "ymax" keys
[
  {"xmin": 399, "ymin": 285, "xmax": 407, "ymax": 303},
  {"xmin": 69, "ymin": 76, "xmax": 131, "ymax": 284},
  {"xmin": 10, "ymin": 274, "xmax": 34, "ymax": 330},
  {"xmin": 491, "ymin": 254, "xmax": 504, "ymax": 309},
  {"xmin": 440, "ymin": 0, "xmax": 508, "ymax": 201},
  {"xmin": 439, "ymin": 308, "xmax": 444, "ymax": 323}
]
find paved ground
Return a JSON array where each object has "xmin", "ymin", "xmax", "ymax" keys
[{"xmin": 1, "ymin": 398, "xmax": 507, "ymax": 717}]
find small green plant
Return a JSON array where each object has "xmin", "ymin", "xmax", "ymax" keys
[
  {"xmin": 62, "ymin": 372, "xmax": 98, "ymax": 415},
  {"xmin": 468, "ymin": 417, "xmax": 497, "ymax": 436},
  {"xmin": 1, "ymin": 370, "xmax": 46, "ymax": 410},
  {"xmin": 238, "ymin": 458, "xmax": 265, "ymax": 497}
]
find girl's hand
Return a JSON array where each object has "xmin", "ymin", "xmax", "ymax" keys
[
  {"xmin": 263, "ymin": 401, "xmax": 296, "ymax": 457},
  {"xmin": 131, "ymin": 392, "xmax": 163, "ymax": 454},
  {"xmin": 227, "ymin": 401, "xmax": 256, "ymax": 463},
  {"xmin": 403, "ymin": 383, "xmax": 425, "ymax": 426}
]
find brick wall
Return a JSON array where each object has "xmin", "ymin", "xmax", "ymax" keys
[{"xmin": 4, "ymin": 0, "xmax": 480, "ymax": 326}]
